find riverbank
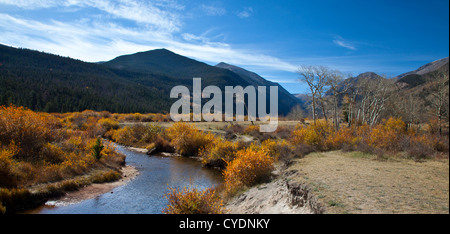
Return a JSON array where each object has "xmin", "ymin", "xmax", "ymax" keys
[
  {"xmin": 225, "ymin": 166, "xmax": 323, "ymax": 214},
  {"xmin": 226, "ymin": 151, "xmax": 449, "ymax": 214},
  {"xmin": 42, "ymin": 165, "xmax": 138, "ymax": 207}
]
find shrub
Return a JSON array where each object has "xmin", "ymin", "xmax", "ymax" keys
[
  {"xmin": 0, "ymin": 202, "xmax": 5, "ymax": 214},
  {"xmin": 111, "ymin": 124, "xmax": 163, "ymax": 147},
  {"xmin": 368, "ymin": 118, "xmax": 406, "ymax": 151},
  {"xmin": 0, "ymin": 188, "xmax": 34, "ymax": 213},
  {"xmin": 166, "ymin": 123, "xmax": 216, "ymax": 156},
  {"xmin": 273, "ymin": 126, "xmax": 293, "ymax": 139},
  {"xmin": 0, "ymin": 106, "xmax": 59, "ymax": 161},
  {"xmin": 39, "ymin": 142, "xmax": 65, "ymax": 164},
  {"xmin": 223, "ymin": 147, "xmax": 274, "ymax": 196},
  {"xmin": 98, "ymin": 118, "xmax": 120, "ymax": 131},
  {"xmin": 0, "ymin": 142, "xmax": 19, "ymax": 188},
  {"xmin": 261, "ymin": 139, "xmax": 291, "ymax": 159},
  {"xmin": 111, "ymin": 126, "xmax": 135, "ymax": 146},
  {"xmin": 200, "ymin": 139, "xmax": 238, "ymax": 169},
  {"xmin": 91, "ymin": 170, "xmax": 121, "ymax": 183},
  {"xmin": 153, "ymin": 135, "xmax": 175, "ymax": 153},
  {"xmin": 291, "ymin": 120, "xmax": 333, "ymax": 150},
  {"xmin": 138, "ymin": 124, "xmax": 162, "ymax": 145},
  {"xmin": 325, "ymin": 127, "xmax": 354, "ymax": 150},
  {"xmin": 163, "ymin": 187, "xmax": 225, "ymax": 214},
  {"xmin": 92, "ymin": 138, "xmax": 104, "ymax": 161}
]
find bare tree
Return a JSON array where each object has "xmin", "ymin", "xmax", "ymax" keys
[
  {"xmin": 297, "ymin": 65, "xmax": 330, "ymax": 124},
  {"xmin": 355, "ymin": 75, "xmax": 394, "ymax": 127},
  {"xmin": 427, "ymin": 70, "xmax": 449, "ymax": 135},
  {"xmin": 297, "ymin": 66, "xmax": 318, "ymax": 124},
  {"xmin": 327, "ymin": 70, "xmax": 351, "ymax": 129},
  {"xmin": 287, "ymin": 105, "xmax": 305, "ymax": 121}
]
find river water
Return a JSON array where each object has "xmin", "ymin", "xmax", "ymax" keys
[{"xmin": 30, "ymin": 144, "xmax": 223, "ymax": 214}]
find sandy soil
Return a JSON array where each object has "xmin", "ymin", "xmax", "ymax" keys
[
  {"xmin": 225, "ymin": 169, "xmax": 314, "ymax": 214},
  {"xmin": 45, "ymin": 165, "xmax": 139, "ymax": 206},
  {"xmin": 126, "ymin": 147, "xmax": 148, "ymax": 154},
  {"xmin": 289, "ymin": 151, "xmax": 449, "ymax": 214}
]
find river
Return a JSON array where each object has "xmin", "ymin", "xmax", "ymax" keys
[{"xmin": 29, "ymin": 144, "xmax": 223, "ymax": 214}]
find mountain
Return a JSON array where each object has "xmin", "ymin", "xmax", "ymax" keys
[
  {"xmin": 396, "ymin": 58, "xmax": 449, "ymax": 89},
  {"xmin": 215, "ymin": 62, "xmax": 301, "ymax": 114},
  {"xmin": 0, "ymin": 44, "xmax": 298, "ymax": 115},
  {"xmin": 0, "ymin": 44, "xmax": 171, "ymax": 113},
  {"xmin": 104, "ymin": 49, "xmax": 250, "ymax": 90},
  {"xmin": 395, "ymin": 57, "xmax": 449, "ymax": 80},
  {"xmin": 104, "ymin": 50, "xmax": 298, "ymax": 115},
  {"xmin": 215, "ymin": 62, "xmax": 270, "ymax": 86}
]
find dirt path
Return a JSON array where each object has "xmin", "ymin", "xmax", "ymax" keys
[{"xmin": 289, "ymin": 151, "xmax": 449, "ymax": 214}]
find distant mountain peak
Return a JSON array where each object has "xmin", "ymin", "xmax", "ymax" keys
[
  {"xmin": 216, "ymin": 62, "xmax": 229, "ymax": 66},
  {"xmin": 395, "ymin": 57, "xmax": 449, "ymax": 80},
  {"xmin": 356, "ymin": 72, "xmax": 382, "ymax": 79}
]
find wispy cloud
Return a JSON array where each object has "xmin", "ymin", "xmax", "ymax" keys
[
  {"xmin": 200, "ymin": 4, "xmax": 226, "ymax": 16},
  {"xmin": 0, "ymin": 10, "xmax": 297, "ymax": 73},
  {"xmin": 333, "ymin": 36, "xmax": 357, "ymax": 50},
  {"xmin": 236, "ymin": 7, "xmax": 254, "ymax": 18},
  {"xmin": 0, "ymin": 0, "xmax": 183, "ymax": 32}
]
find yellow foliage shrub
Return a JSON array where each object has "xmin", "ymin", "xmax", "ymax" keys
[
  {"xmin": 368, "ymin": 118, "xmax": 406, "ymax": 150},
  {"xmin": 325, "ymin": 127, "xmax": 354, "ymax": 150},
  {"xmin": 98, "ymin": 118, "xmax": 120, "ymax": 131},
  {"xmin": 223, "ymin": 147, "xmax": 274, "ymax": 196},
  {"xmin": 39, "ymin": 142, "xmax": 65, "ymax": 164},
  {"xmin": 291, "ymin": 120, "xmax": 333, "ymax": 149},
  {"xmin": 163, "ymin": 187, "xmax": 226, "ymax": 214},
  {"xmin": 261, "ymin": 139, "xmax": 291, "ymax": 159},
  {"xmin": 0, "ymin": 106, "xmax": 59, "ymax": 160},
  {"xmin": 111, "ymin": 126, "xmax": 135, "ymax": 146},
  {"xmin": 0, "ymin": 142, "xmax": 19, "ymax": 188},
  {"xmin": 166, "ymin": 123, "xmax": 216, "ymax": 156},
  {"xmin": 200, "ymin": 139, "xmax": 238, "ymax": 168}
]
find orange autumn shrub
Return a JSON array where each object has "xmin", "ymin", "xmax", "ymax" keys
[
  {"xmin": 261, "ymin": 139, "xmax": 291, "ymax": 160},
  {"xmin": 368, "ymin": 118, "xmax": 406, "ymax": 151},
  {"xmin": 163, "ymin": 187, "xmax": 226, "ymax": 214},
  {"xmin": 39, "ymin": 142, "xmax": 65, "ymax": 164},
  {"xmin": 223, "ymin": 147, "xmax": 274, "ymax": 196},
  {"xmin": 325, "ymin": 127, "xmax": 355, "ymax": 150},
  {"xmin": 166, "ymin": 123, "xmax": 216, "ymax": 156},
  {"xmin": 0, "ymin": 142, "xmax": 20, "ymax": 188},
  {"xmin": 427, "ymin": 118, "xmax": 441, "ymax": 135},
  {"xmin": 111, "ymin": 126, "xmax": 136, "ymax": 146},
  {"xmin": 291, "ymin": 120, "xmax": 333, "ymax": 150},
  {"xmin": 0, "ymin": 106, "xmax": 125, "ymax": 188},
  {"xmin": 98, "ymin": 118, "xmax": 120, "ymax": 131},
  {"xmin": 0, "ymin": 106, "xmax": 60, "ymax": 160},
  {"xmin": 200, "ymin": 139, "xmax": 238, "ymax": 169},
  {"xmin": 110, "ymin": 124, "xmax": 162, "ymax": 147}
]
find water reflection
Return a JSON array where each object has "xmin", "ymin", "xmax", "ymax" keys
[{"xmin": 30, "ymin": 144, "xmax": 222, "ymax": 214}]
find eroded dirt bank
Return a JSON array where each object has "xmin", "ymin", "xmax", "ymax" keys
[{"xmin": 225, "ymin": 169, "xmax": 325, "ymax": 214}]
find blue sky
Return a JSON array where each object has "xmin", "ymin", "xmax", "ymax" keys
[{"xmin": 0, "ymin": 0, "xmax": 448, "ymax": 94}]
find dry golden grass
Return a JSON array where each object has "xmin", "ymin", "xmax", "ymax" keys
[
  {"xmin": 290, "ymin": 151, "xmax": 449, "ymax": 214},
  {"xmin": 122, "ymin": 121, "xmax": 301, "ymax": 134}
]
